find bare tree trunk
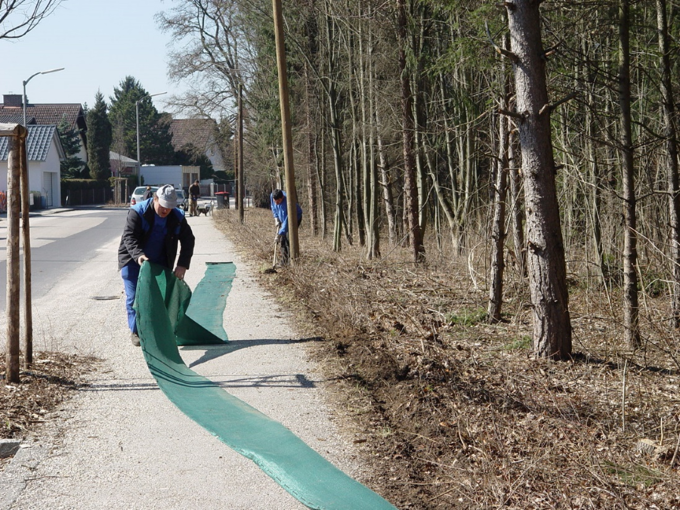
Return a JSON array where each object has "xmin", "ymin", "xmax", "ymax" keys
[
  {"xmin": 508, "ymin": 126, "xmax": 526, "ymax": 277},
  {"xmin": 6, "ymin": 129, "xmax": 24, "ymax": 383},
  {"xmin": 319, "ymin": 124, "xmax": 328, "ymax": 239},
  {"xmin": 366, "ymin": 5, "xmax": 380, "ymax": 259},
  {"xmin": 20, "ymin": 128, "xmax": 33, "ymax": 367},
  {"xmin": 618, "ymin": 0, "xmax": 640, "ymax": 348},
  {"xmin": 325, "ymin": 13, "xmax": 345, "ymax": 252},
  {"xmin": 657, "ymin": 0, "xmax": 680, "ymax": 327},
  {"xmin": 397, "ymin": 0, "xmax": 424, "ymax": 262},
  {"xmin": 489, "ymin": 58, "xmax": 511, "ymax": 322},
  {"xmin": 305, "ymin": 0, "xmax": 320, "ymax": 237},
  {"xmin": 376, "ymin": 104, "xmax": 397, "ymax": 246},
  {"xmin": 507, "ymin": 0, "xmax": 572, "ymax": 359},
  {"xmin": 346, "ymin": 27, "xmax": 363, "ymax": 246}
]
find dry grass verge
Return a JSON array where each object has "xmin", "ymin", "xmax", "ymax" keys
[
  {"xmin": 1, "ymin": 352, "xmax": 99, "ymax": 441},
  {"xmin": 214, "ymin": 207, "xmax": 680, "ymax": 509}
]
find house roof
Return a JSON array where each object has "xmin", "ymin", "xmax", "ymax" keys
[
  {"xmin": 169, "ymin": 118, "xmax": 218, "ymax": 152},
  {"xmin": 110, "ymin": 151, "xmax": 138, "ymax": 165},
  {"xmin": 0, "ymin": 125, "xmax": 64, "ymax": 161},
  {"xmin": 0, "ymin": 103, "xmax": 86, "ymax": 131},
  {"xmin": 0, "ymin": 112, "xmax": 25, "ymax": 124}
]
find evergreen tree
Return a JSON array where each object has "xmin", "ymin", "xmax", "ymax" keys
[
  {"xmin": 57, "ymin": 116, "xmax": 85, "ymax": 179},
  {"xmin": 108, "ymin": 76, "xmax": 176, "ymax": 165},
  {"xmin": 86, "ymin": 91, "xmax": 112, "ymax": 180}
]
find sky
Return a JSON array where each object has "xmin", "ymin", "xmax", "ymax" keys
[{"xmin": 1, "ymin": 0, "xmax": 186, "ymax": 114}]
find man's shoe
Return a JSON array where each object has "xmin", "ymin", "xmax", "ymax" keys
[{"xmin": 131, "ymin": 332, "xmax": 140, "ymax": 347}]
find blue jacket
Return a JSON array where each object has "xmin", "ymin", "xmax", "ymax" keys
[
  {"xmin": 271, "ymin": 191, "xmax": 302, "ymax": 235},
  {"xmin": 118, "ymin": 198, "xmax": 195, "ymax": 270}
]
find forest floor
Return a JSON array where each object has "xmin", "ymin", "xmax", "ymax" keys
[
  {"xmin": 214, "ymin": 208, "xmax": 680, "ymax": 509},
  {"xmin": 2, "ymin": 206, "xmax": 680, "ymax": 509}
]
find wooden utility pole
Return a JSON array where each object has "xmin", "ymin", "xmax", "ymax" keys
[
  {"xmin": 19, "ymin": 129, "xmax": 33, "ymax": 366},
  {"xmin": 273, "ymin": 0, "xmax": 299, "ymax": 261},
  {"xmin": 3, "ymin": 123, "xmax": 27, "ymax": 383},
  {"xmin": 238, "ymin": 82, "xmax": 244, "ymax": 223}
]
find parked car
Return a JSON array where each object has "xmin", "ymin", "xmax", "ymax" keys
[
  {"xmin": 129, "ymin": 186, "xmax": 158, "ymax": 207},
  {"xmin": 175, "ymin": 189, "xmax": 188, "ymax": 211}
]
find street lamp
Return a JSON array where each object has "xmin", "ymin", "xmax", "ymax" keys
[
  {"xmin": 135, "ymin": 91, "xmax": 167, "ymax": 175},
  {"xmin": 22, "ymin": 67, "xmax": 65, "ymax": 126}
]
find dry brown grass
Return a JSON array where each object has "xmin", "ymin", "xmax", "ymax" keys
[
  {"xmin": 0, "ymin": 352, "xmax": 99, "ymax": 440},
  {"xmin": 214, "ymin": 207, "xmax": 680, "ymax": 510}
]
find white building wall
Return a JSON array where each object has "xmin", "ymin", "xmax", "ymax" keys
[
  {"xmin": 140, "ymin": 165, "xmax": 183, "ymax": 189},
  {"xmin": 0, "ymin": 137, "xmax": 62, "ymax": 208}
]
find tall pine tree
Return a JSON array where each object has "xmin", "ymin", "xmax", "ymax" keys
[
  {"xmin": 87, "ymin": 91, "xmax": 112, "ymax": 180},
  {"xmin": 57, "ymin": 116, "xmax": 85, "ymax": 179},
  {"xmin": 108, "ymin": 76, "xmax": 175, "ymax": 165}
]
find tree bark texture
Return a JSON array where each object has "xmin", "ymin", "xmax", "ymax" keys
[
  {"xmin": 488, "ymin": 110, "xmax": 509, "ymax": 323},
  {"xmin": 508, "ymin": 127, "xmax": 526, "ymax": 277},
  {"xmin": 397, "ymin": 0, "xmax": 424, "ymax": 262},
  {"xmin": 305, "ymin": 0, "xmax": 320, "ymax": 237},
  {"xmin": 20, "ymin": 131, "xmax": 33, "ymax": 367},
  {"xmin": 507, "ymin": 0, "xmax": 572, "ymax": 359},
  {"xmin": 656, "ymin": 0, "xmax": 680, "ymax": 327},
  {"xmin": 618, "ymin": 0, "xmax": 640, "ymax": 347},
  {"xmin": 6, "ymin": 130, "xmax": 23, "ymax": 383}
]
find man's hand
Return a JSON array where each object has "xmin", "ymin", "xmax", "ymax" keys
[
  {"xmin": 275, "ymin": 218, "xmax": 282, "ymax": 229},
  {"xmin": 138, "ymin": 254, "xmax": 149, "ymax": 265},
  {"xmin": 174, "ymin": 266, "xmax": 187, "ymax": 280},
  {"xmin": 275, "ymin": 233, "xmax": 282, "ymax": 244}
]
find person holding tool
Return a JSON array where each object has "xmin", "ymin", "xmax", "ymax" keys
[
  {"xmin": 189, "ymin": 180, "xmax": 201, "ymax": 216},
  {"xmin": 118, "ymin": 184, "xmax": 195, "ymax": 346},
  {"xmin": 270, "ymin": 188, "xmax": 302, "ymax": 266}
]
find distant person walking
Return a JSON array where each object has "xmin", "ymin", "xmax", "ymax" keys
[
  {"xmin": 142, "ymin": 185, "xmax": 153, "ymax": 200},
  {"xmin": 189, "ymin": 180, "xmax": 201, "ymax": 217},
  {"xmin": 118, "ymin": 184, "xmax": 195, "ymax": 346},
  {"xmin": 270, "ymin": 189, "xmax": 302, "ymax": 266}
]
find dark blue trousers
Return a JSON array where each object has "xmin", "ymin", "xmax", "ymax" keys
[{"xmin": 121, "ymin": 262, "xmax": 140, "ymax": 333}]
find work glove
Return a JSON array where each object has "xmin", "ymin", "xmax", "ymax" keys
[
  {"xmin": 275, "ymin": 218, "xmax": 282, "ymax": 229},
  {"xmin": 275, "ymin": 233, "xmax": 282, "ymax": 244}
]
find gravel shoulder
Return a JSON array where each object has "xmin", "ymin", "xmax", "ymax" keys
[{"xmin": 0, "ymin": 212, "xmax": 366, "ymax": 510}]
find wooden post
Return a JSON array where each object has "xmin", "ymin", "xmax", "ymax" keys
[
  {"xmin": 19, "ymin": 128, "xmax": 33, "ymax": 367},
  {"xmin": 238, "ymin": 82, "xmax": 245, "ymax": 224},
  {"xmin": 5, "ymin": 125, "xmax": 26, "ymax": 383},
  {"xmin": 273, "ymin": 0, "xmax": 299, "ymax": 261}
]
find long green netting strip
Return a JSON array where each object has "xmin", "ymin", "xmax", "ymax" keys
[{"xmin": 134, "ymin": 262, "xmax": 396, "ymax": 510}]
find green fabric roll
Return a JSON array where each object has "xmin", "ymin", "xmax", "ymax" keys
[{"xmin": 134, "ymin": 262, "xmax": 396, "ymax": 510}]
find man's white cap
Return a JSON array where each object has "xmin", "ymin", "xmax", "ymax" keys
[{"xmin": 156, "ymin": 184, "xmax": 178, "ymax": 209}]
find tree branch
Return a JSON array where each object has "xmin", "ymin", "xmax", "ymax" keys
[
  {"xmin": 539, "ymin": 91, "xmax": 580, "ymax": 115},
  {"xmin": 485, "ymin": 22, "xmax": 519, "ymax": 63},
  {"xmin": 499, "ymin": 109, "xmax": 524, "ymax": 121}
]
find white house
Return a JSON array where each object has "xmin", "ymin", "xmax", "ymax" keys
[{"xmin": 0, "ymin": 125, "xmax": 64, "ymax": 208}]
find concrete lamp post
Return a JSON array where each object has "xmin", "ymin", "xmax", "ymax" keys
[
  {"xmin": 22, "ymin": 67, "xmax": 65, "ymax": 126},
  {"xmin": 135, "ymin": 91, "xmax": 167, "ymax": 178}
]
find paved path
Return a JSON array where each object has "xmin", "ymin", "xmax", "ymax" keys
[{"xmin": 0, "ymin": 212, "xmax": 367, "ymax": 509}]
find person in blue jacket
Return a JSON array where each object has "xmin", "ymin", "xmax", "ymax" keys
[
  {"xmin": 118, "ymin": 184, "xmax": 195, "ymax": 346},
  {"xmin": 270, "ymin": 188, "xmax": 302, "ymax": 265}
]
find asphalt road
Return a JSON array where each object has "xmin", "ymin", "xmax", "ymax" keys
[
  {"xmin": 0, "ymin": 207, "xmax": 125, "ymax": 311},
  {"xmin": 0, "ymin": 208, "xmax": 375, "ymax": 509}
]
